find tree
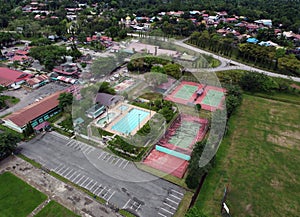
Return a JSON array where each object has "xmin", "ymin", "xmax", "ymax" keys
[
  {"xmin": 0, "ymin": 132, "xmax": 21, "ymax": 158},
  {"xmin": 98, "ymin": 82, "xmax": 116, "ymax": 95},
  {"xmin": 195, "ymin": 103, "xmax": 202, "ymax": 112},
  {"xmin": 58, "ymin": 92, "xmax": 73, "ymax": 112},
  {"xmin": 185, "ymin": 206, "xmax": 209, "ymax": 217},
  {"xmin": 163, "ymin": 63, "xmax": 182, "ymax": 79}
]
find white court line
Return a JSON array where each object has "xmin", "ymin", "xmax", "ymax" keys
[
  {"xmin": 71, "ymin": 173, "xmax": 81, "ymax": 182},
  {"xmin": 118, "ymin": 159, "xmax": 125, "ymax": 168},
  {"xmin": 160, "ymin": 207, "xmax": 174, "ymax": 215},
  {"xmin": 93, "ymin": 185, "xmax": 101, "ymax": 194},
  {"xmin": 163, "ymin": 202, "xmax": 176, "ymax": 210},
  {"xmin": 106, "ymin": 191, "xmax": 115, "ymax": 202},
  {"xmin": 75, "ymin": 175, "xmax": 86, "ymax": 184},
  {"xmin": 122, "ymin": 199, "xmax": 131, "ymax": 209},
  {"xmin": 98, "ymin": 152, "xmax": 105, "ymax": 159},
  {"xmin": 79, "ymin": 177, "xmax": 89, "ymax": 186},
  {"xmin": 70, "ymin": 172, "xmax": 80, "ymax": 181},
  {"xmin": 166, "ymin": 198, "xmax": 179, "ymax": 205},
  {"xmin": 65, "ymin": 169, "xmax": 74, "ymax": 178},
  {"xmin": 171, "ymin": 189, "xmax": 184, "ymax": 196},
  {"xmin": 170, "ymin": 194, "xmax": 181, "ymax": 200},
  {"xmin": 122, "ymin": 161, "xmax": 129, "ymax": 169},
  {"xmin": 89, "ymin": 182, "xmax": 98, "ymax": 191},
  {"xmin": 113, "ymin": 158, "xmax": 120, "ymax": 165},
  {"xmin": 84, "ymin": 179, "xmax": 94, "ymax": 188},
  {"xmin": 158, "ymin": 213, "xmax": 167, "ymax": 217}
]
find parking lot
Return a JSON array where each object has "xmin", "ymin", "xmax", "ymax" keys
[
  {"xmin": 0, "ymin": 82, "xmax": 68, "ymax": 117},
  {"xmin": 19, "ymin": 132, "xmax": 185, "ymax": 217}
]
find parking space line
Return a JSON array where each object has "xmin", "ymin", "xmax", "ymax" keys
[
  {"xmin": 103, "ymin": 188, "xmax": 111, "ymax": 198},
  {"xmin": 170, "ymin": 194, "xmax": 181, "ymax": 200},
  {"xmin": 57, "ymin": 165, "xmax": 66, "ymax": 173},
  {"xmin": 70, "ymin": 172, "xmax": 80, "ymax": 182},
  {"xmin": 163, "ymin": 202, "xmax": 176, "ymax": 210},
  {"xmin": 84, "ymin": 179, "xmax": 94, "ymax": 188},
  {"xmin": 66, "ymin": 140, "xmax": 73, "ymax": 146},
  {"xmin": 161, "ymin": 208, "xmax": 173, "ymax": 215},
  {"xmin": 86, "ymin": 148, "xmax": 94, "ymax": 155},
  {"xmin": 113, "ymin": 158, "xmax": 120, "ymax": 165},
  {"xmin": 166, "ymin": 198, "xmax": 179, "ymax": 205},
  {"xmin": 79, "ymin": 177, "xmax": 89, "ymax": 186},
  {"xmin": 171, "ymin": 189, "xmax": 184, "ymax": 196},
  {"xmin": 69, "ymin": 141, "xmax": 77, "ymax": 148},
  {"xmin": 122, "ymin": 199, "xmax": 131, "ymax": 209},
  {"xmin": 81, "ymin": 178, "xmax": 91, "ymax": 187},
  {"xmin": 122, "ymin": 161, "xmax": 129, "ymax": 169},
  {"xmin": 98, "ymin": 186, "xmax": 106, "ymax": 196},
  {"xmin": 65, "ymin": 169, "xmax": 74, "ymax": 178},
  {"xmin": 93, "ymin": 185, "xmax": 101, "ymax": 194},
  {"xmin": 61, "ymin": 167, "xmax": 71, "ymax": 176},
  {"xmin": 135, "ymin": 203, "xmax": 141, "ymax": 211},
  {"xmin": 158, "ymin": 213, "xmax": 167, "ymax": 217},
  {"xmin": 101, "ymin": 153, "xmax": 109, "ymax": 160},
  {"xmin": 72, "ymin": 174, "xmax": 82, "ymax": 183},
  {"xmin": 106, "ymin": 191, "xmax": 115, "ymax": 202},
  {"xmin": 54, "ymin": 164, "xmax": 63, "ymax": 172},
  {"xmin": 89, "ymin": 182, "xmax": 98, "ymax": 191},
  {"xmin": 118, "ymin": 159, "xmax": 125, "ymax": 168},
  {"xmin": 106, "ymin": 155, "xmax": 113, "ymax": 162},
  {"xmin": 98, "ymin": 152, "xmax": 105, "ymax": 159},
  {"xmin": 81, "ymin": 145, "xmax": 88, "ymax": 152},
  {"xmin": 75, "ymin": 175, "xmax": 86, "ymax": 184}
]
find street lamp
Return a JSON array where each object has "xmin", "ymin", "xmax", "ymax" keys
[{"xmin": 138, "ymin": 113, "xmax": 141, "ymax": 130}]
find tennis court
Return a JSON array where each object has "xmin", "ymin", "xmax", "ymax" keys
[
  {"xmin": 168, "ymin": 121, "xmax": 200, "ymax": 149},
  {"xmin": 201, "ymin": 89, "xmax": 224, "ymax": 107},
  {"xmin": 174, "ymin": 84, "xmax": 198, "ymax": 100}
]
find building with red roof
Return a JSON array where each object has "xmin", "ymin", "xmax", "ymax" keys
[
  {"xmin": 0, "ymin": 67, "xmax": 31, "ymax": 87},
  {"xmin": 3, "ymin": 91, "xmax": 64, "ymax": 133}
]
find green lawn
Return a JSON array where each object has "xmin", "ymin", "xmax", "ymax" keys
[
  {"xmin": 0, "ymin": 172, "xmax": 47, "ymax": 217},
  {"xmin": 35, "ymin": 201, "xmax": 79, "ymax": 217},
  {"xmin": 194, "ymin": 94, "xmax": 300, "ymax": 217}
]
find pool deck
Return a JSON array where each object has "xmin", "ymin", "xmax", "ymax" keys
[{"xmin": 96, "ymin": 102, "xmax": 155, "ymax": 137}]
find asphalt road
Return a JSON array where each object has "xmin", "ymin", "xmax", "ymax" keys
[{"xmin": 19, "ymin": 132, "xmax": 185, "ymax": 217}]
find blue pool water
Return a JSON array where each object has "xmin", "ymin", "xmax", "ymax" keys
[
  {"xmin": 118, "ymin": 105, "xmax": 129, "ymax": 111},
  {"xmin": 111, "ymin": 108, "xmax": 150, "ymax": 134}
]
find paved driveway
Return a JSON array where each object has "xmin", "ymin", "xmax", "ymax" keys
[{"xmin": 19, "ymin": 132, "xmax": 185, "ymax": 217}]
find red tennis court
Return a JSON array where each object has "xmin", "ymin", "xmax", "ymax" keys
[{"xmin": 143, "ymin": 114, "xmax": 208, "ymax": 178}]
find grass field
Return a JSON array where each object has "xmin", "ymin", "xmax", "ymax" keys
[
  {"xmin": 0, "ymin": 172, "xmax": 47, "ymax": 217},
  {"xmin": 35, "ymin": 201, "xmax": 79, "ymax": 217},
  {"xmin": 195, "ymin": 94, "xmax": 300, "ymax": 217}
]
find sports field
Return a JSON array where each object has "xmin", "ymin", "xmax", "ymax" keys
[
  {"xmin": 174, "ymin": 84, "xmax": 198, "ymax": 100},
  {"xmin": 168, "ymin": 121, "xmax": 201, "ymax": 149},
  {"xmin": 195, "ymin": 95, "xmax": 300, "ymax": 217},
  {"xmin": 0, "ymin": 172, "xmax": 47, "ymax": 217},
  {"xmin": 201, "ymin": 89, "xmax": 224, "ymax": 107},
  {"xmin": 36, "ymin": 201, "xmax": 79, "ymax": 217}
]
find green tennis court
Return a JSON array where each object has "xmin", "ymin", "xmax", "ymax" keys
[
  {"xmin": 174, "ymin": 84, "xmax": 198, "ymax": 100},
  {"xmin": 201, "ymin": 89, "xmax": 224, "ymax": 107},
  {"xmin": 168, "ymin": 121, "xmax": 200, "ymax": 149}
]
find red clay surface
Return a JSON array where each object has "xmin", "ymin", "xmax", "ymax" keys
[
  {"xmin": 165, "ymin": 81, "xmax": 226, "ymax": 111},
  {"xmin": 143, "ymin": 114, "xmax": 208, "ymax": 178},
  {"xmin": 143, "ymin": 149, "xmax": 189, "ymax": 178}
]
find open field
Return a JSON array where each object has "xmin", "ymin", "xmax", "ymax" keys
[
  {"xmin": 195, "ymin": 94, "xmax": 300, "ymax": 217},
  {"xmin": 35, "ymin": 201, "xmax": 79, "ymax": 217},
  {"xmin": 0, "ymin": 172, "xmax": 47, "ymax": 217}
]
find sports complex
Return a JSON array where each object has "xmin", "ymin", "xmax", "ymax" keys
[{"xmin": 164, "ymin": 81, "xmax": 226, "ymax": 111}]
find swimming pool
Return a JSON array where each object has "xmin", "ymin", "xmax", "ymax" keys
[
  {"xmin": 118, "ymin": 105, "xmax": 129, "ymax": 111},
  {"xmin": 111, "ymin": 108, "xmax": 150, "ymax": 134},
  {"xmin": 97, "ymin": 112, "xmax": 117, "ymax": 127}
]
